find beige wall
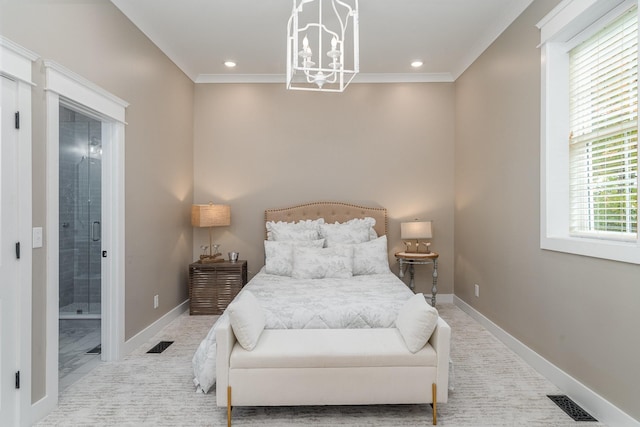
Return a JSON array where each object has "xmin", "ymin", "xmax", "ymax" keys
[
  {"xmin": 193, "ymin": 83, "xmax": 455, "ymax": 294},
  {"xmin": 4, "ymin": 0, "xmax": 638, "ymax": 420},
  {"xmin": 0, "ymin": 0, "xmax": 194, "ymax": 402},
  {"xmin": 455, "ymin": 0, "xmax": 640, "ymax": 420}
]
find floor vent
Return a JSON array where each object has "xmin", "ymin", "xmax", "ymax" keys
[
  {"xmin": 147, "ymin": 341, "xmax": 174, "ymax": 354},
  {"xmin": 547, "ymin": 395, "xmax": 597, "ymax": 422},
  {"xmin": 86, "ymin": 344, "xmax": 101, "ymax": 355}
]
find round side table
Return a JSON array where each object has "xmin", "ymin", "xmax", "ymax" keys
[{"xmin": 395, "ymin": 251, "xmax": 439, "ymax": 307}]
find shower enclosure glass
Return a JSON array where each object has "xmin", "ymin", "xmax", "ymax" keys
[{"xmin": 59, "ymin": 105, "xmax": 102, "ymax": 318}]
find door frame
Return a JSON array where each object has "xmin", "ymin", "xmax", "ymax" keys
[
  {"xmin": 0, "ymin": 36, "xmax": 36, "ymax": 427},
  {"xmin": 43, "ymin": 60, "xmax": 128, "ymax": 407}
]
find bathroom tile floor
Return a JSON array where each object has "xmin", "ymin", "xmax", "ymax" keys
[
  {"xmin": 59, "ymin": 319, "xmax": 101, "ymax": 393},
  {"xmin": 59, "ymin": 301, "xmax": 102, "ymax": 315}
]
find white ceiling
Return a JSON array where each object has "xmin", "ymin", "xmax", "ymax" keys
[{"xmin": 109, "ymin": 0, "xmax": 534, "ymax": 83}]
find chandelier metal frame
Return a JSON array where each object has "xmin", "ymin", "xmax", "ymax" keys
[{"xmin": 286, "ymin": 0, "xmax": 359, "ymax": 92}]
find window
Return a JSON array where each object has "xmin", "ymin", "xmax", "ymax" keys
[
  {"xmin": 538, "ymin": 0, "xmax": 640, "ymax": 264},
  {"xmin": 569, "ymin": 8, "xmax": 638, "ymax": 240}
]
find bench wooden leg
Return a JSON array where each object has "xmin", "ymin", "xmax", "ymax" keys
[
  {"xmin": 227, "ymin": 386, "xmax": 232, "ymax": 427},
  {"xmin": 432, "ymin": 383, "xmax": 437, "ymax": 425}
]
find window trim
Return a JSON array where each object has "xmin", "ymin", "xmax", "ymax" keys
[{"xmin": 538, "ymin": 0, "xmax": 640, "ymax": 264}]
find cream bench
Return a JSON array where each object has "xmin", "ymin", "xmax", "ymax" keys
[{"xmin": 216, "ymin": 316, "xmax": 451, "ymax": 426}]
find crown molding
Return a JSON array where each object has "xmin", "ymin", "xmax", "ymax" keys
[
  {"xmin": 354, "ymin": 73, "xmax": 454, "ymax": 83},
  {"xmin": 195, "ymin": 74, "xmax": 282, "ymax": 84},
  {"xmin": 195, "ymin": 72, "xmax": 454, "ymax": 84},
  {"xmin": 451, "ymin": 0, "xmax": 535, "ymax": 79}
]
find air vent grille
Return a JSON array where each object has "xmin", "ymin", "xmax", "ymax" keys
[
  {"xmin": 86, "ymin": 344, "xmax": 101, "ymax": 354},
  {"xmin": 547, "ymin": 395, "xmax": 597, "ymax": 422},
  {"xmin": 147, "ymin": 341, "xmax": 174, "ymax": 354}
]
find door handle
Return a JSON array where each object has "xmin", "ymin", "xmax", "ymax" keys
[{"xmin": 92, "ymin": 221, "xmax": 101, "ymax": 241}]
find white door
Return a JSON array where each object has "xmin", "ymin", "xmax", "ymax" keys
[{"xmin": 0, "ymin": 75, "xmax": 21, "ymax": 424}]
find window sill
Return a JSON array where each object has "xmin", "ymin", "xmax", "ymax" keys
[{"xmin": 541, "ymin": 235, "xmax": 640, "ymax": 264}]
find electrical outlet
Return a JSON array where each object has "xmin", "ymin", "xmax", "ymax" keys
[
  {"xmin": 154, "ymin": 294, "xmax": 159, "ymax": 309},
  {"xmin": 474, "ymin": 284, "xmax": 480, "ymax": 298}
]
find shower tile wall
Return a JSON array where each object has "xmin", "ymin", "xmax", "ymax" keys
[
  {"xmin": 59, "ymin": 106, "xmax": 102, "ymax": 314},
  {"xmin": 59, "ymin": 113, "xmax": 75, "ymax": 309}
]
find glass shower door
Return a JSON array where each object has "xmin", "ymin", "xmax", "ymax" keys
[
  {"xmin": 59, "ymin": 106, "xmax": 102, "ymax": 318},
  {"xmin": 78, "ymin": 149, "xmax": 102, "ymax": 315},
  {"xmin": 58, "ymin": 105, "xmax": 103, "ymax": 393}
]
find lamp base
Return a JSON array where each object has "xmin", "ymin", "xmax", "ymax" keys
[
  {"xmin": 199, "ymin": 253, "xmax": 224, "ymax": 263},
  {"xmin": 403, "ymin": 241, "xmax": 432, "ymax": 254},
  {"xmin": 419, "ymin": 242, "xmax": 432, "ymax": 254}
]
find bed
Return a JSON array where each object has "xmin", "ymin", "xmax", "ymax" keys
[{"xmin": 192, "ymin": 202, "xmax": 451, "ymax": 426}]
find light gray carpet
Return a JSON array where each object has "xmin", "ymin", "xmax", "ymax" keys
[{"xmin": 37, "ymin": 304, "xmax": 606, "ymax": 426}]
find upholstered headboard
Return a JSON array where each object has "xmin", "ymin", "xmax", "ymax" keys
[{"xmin": 265, "ymin": 202, "xmax": 387, "ymax": 236}]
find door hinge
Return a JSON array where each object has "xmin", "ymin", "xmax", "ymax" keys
[
  {"xmin": 15, "ymin": 242, "xmax": 20, "ymax": 259},
  {"xmin": 15, "ymin": 111, "xmax": 20, "ymax": 129},
  {"xmin": 15, "ymin": 371, "xmax": 20, "ymax": 389}
]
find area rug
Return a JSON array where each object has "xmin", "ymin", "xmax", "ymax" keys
[{"xmin": 36, "ymin": 304, "xmax": 606, "ymax": 426}]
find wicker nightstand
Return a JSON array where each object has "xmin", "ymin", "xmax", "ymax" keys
[{"xmin": 188, "ymin": 260, "xmax": 247, "ymax": 315}]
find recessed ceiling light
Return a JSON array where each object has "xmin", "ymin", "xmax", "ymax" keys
[
  {"xmin": 224, "ymin": 61, "xmax": 237, "ymax": 68},
  {"xmin": 411, "ymin": 60, "xmax": 423, "ymax": 68}
]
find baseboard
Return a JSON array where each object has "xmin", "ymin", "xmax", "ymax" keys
[
  {"xmin": 29, "ymin": 300, "xmax": 189, "ymax": 425},
  {"xmin": 30, "ymin": 394, "xmax": 57, "ymax": 426},
  {"xmin": 122, "ymin": 300, "xmax": 189, "ymax": 356},
  {"xmin": 454, "ymin": 296, "xmax": 639, "ymax": 427},
  {"xmin": 431, "ymin": 293, "xmax": 453, "ymax": 304}
]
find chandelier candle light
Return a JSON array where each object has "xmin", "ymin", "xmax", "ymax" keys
[{"xmin": 286, "ymin": 0, "xmax": 359, "ymax": 92}]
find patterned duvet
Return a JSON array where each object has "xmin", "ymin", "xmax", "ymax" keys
[{"xmin": 192, "ymin": 269, "xmax": 413, "ymax": 392}]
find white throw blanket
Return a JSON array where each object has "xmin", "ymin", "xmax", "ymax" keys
[{"xmin": 192, "ymin": 270, "xmax": 413, "ymax": 393}]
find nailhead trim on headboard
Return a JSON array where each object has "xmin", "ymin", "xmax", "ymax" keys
[{"xmin": 264, "ymin": 202, "xmax": 387, "ymax": 238}]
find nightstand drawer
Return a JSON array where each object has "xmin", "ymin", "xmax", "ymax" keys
[{"xmin": 188, "ymin": 260, "xmax": 247, "ymax": 315}]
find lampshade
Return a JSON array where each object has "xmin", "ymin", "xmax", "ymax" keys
[
  {"xmin": 191, "ymin": 203, "xmax": 231, "ymax": 228},
  {"xmin": 401, "ymin": 221, "xmax": 432, "ymax": 240}
]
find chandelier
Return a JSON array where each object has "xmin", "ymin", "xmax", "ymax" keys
[{"xmin": 286, "ymin": 0, "xmax": 359, "ymax": 92}]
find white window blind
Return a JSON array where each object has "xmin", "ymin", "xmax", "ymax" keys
[{"xmin": 569, "ymin": 7, "xmax": 638, "ymax": 240}]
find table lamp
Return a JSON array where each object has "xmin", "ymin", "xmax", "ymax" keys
[
  {"xmin": 191, "ymin": 202, "xmax": 231, "ymax": 263},
  {"xmin": 401, "ymin": 220, "xmax": 432, "ymax": 254}
]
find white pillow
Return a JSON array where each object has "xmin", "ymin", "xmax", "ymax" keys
[
  {"xmin": 351, "ymin": 235, "xmax": 390, "ymax": 275},
  {"xmin": 395, "ymin": 293, "xmax": 439, "ymax": 353},
  {"xmin": 266, "ymin": 218, "xmax": 324, "ymax": 241},
  {"xmin": 345, "ymin": 217, "xmax": 378, "ymax": 240},
  {"xmin": 320, "ymin": 217, "xmax": 376, "ymax": 247},
  {"xmin": 227, "ymin": 291, "xmax": 265, "ymax": 351},
  {"xmin": 291, "ymin": 245, "xmax": 354, "ymax": 279},
  {"xmin": 264, "ymin": 239, "xmax": 325, "ymax": 276}
]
